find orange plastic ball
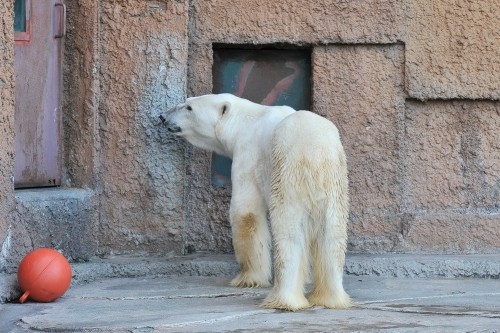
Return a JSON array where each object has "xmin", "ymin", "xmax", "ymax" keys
[{"xmin": 17, "ymin": 248, "xmax": 72, "ymax": 303}]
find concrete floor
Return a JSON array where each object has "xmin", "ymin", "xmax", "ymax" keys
[{"xmin": 1, "ymin": 254, "xmax": 499, "ymax": 332}]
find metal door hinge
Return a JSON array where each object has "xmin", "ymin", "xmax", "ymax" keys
[{"xmin": 54, "ymin": 3, "xmax": 66, "ymax": 38}]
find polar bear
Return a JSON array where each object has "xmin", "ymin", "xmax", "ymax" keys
[{"xmin": 159, "ymin": 93, "xmax": 352, "ymax": 311}]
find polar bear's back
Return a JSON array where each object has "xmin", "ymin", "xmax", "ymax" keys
[
  {"xmin": 270, "ymin": 111, "xmax": 348, "ymax": 215},
  {"xmin": 273, "ymin": 111, "xmax": 344, "ymax": 160}
]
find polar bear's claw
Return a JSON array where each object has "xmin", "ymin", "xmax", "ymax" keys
[
  {"xmin": 261, "ymin": 293, "xmax": 311, "ymax": 312},
  {"xmin": 230, "ymin": 273, "xmax": 271, "ymax": 288},
  {"xmin": 308, "ymin": 290, "xmax": 354, "ymax": 309}
]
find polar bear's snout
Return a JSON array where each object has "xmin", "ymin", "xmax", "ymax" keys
[{"xmin": 159, "ymin": 107, "xmax": 182, "ymax": 133}]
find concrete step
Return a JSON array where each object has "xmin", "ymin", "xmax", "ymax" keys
[{"xmin": 2, "ymin": 252, "xmax": 499, "ymax": 303}]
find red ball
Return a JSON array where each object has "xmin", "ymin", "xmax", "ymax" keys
[{"xmin": 17, "ymin": 248, "xmax": 72, "ymax": 303}]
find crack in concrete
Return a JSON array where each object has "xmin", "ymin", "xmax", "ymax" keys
[
  {"xmin": 78, "ymin": 292, "xmax": 262, "ymax": 301},
  {"xmin": 365, "ymin": 304, "xmax": 500, "ymax": 318},
  {"xmin": 360, "ymin": 292, "xmax": 500, "ymax": 319},
  {"xmin": 144, "ymin": 309, "xmax": 274, "ymax": 330},
  {"xmin": 359, "ymin": 291, "xmax": 500, "ymax": 305}
]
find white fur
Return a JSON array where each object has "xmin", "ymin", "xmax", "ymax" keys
[{"xmin": 160, "ymin": 93, "xmax": 352, "ymax": 311}]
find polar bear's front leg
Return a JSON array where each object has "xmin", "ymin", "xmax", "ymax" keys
[{"xmin": 229, "ymin": 186, "xmax": 272, "ymax": 288}]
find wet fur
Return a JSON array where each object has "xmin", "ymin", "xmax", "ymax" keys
[{"xmin": 160, "ymin": 94, "xmax": 352, "ymax": 311}]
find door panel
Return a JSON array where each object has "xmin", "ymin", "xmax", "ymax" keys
[{"xmin": 14, "ymin": 0, "xmax": 64, "ymax": 188}]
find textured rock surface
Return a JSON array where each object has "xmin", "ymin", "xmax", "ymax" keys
[
  {"xmin": 62, "ymin": 0, "xmax": 100, "ymax": 188},
  {"xmin": 405, "ymin": 101, "xmax": 500, "ymax": 211},
  {"xmin": 0, "ymin": 0, "xmax": 16, "ymax": 274},
  {"xmin": 0, "ymin": 0, "xmax": 499, "ymax": 279},
  {"xmin": 403, "ymin": 101, "xmax": 500, "ymax": 252},
  {"xmin": 403, "ymin": 213, "xmax": 500, "ymax": 253},
  {"xmin": 14, "ymin": 189, "xmax": 98, "ymax": 261},
  {"xmin": 0, "ymin": 189, "xmax": 98, "ymax": 277},
  {"xmin": 98, "ymin": 0, "xmax": 189, "ymax": 255},
  {"xmin": 313, "ymin": 45, "xmax": 406, "ymax": 252},
  {"xmin": 406, "ymin": 0, "xmax": 500, "ymax": 100}
]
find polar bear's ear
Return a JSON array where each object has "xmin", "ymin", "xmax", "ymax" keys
[{"xmin": 221, "ymin": 102, "xmax": 231, "ymax": 116}]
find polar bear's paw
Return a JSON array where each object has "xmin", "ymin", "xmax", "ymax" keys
[
  {"xmin": 308, "ymin": 290, "xmax": 354, "ymax": 309},
  {"xmin": 261, "ymin": 292, "xmax": 311, "ymax": 312},
  {"xmin": 230, "ymin": 272, "xmax": 271, "ymax": 288}
]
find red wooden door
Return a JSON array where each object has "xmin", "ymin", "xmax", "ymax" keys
[{"xmin": 14, "ymin": 0, "xmax": 65, "ymax": 188}]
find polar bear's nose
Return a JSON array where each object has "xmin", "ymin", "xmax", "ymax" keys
[
  {"xmin": 159, "ymin": 114, "xmax": 182, "ymax": 133},
  {"xmin": 167, "ymin": 124, "xmax": 182, "ymax": 133}
]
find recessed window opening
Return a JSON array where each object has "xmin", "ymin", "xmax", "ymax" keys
[
  {"xmin": 14, "ymin": 0, "xmax": 31, "ymax": 42},
  {"xmin": 211, "ymin": 47, "xmax": 312, "ymax": 186}
]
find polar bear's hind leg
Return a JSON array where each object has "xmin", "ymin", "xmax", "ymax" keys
[
  {"xmin": 308, "ymin": 222, "xmax": 353, "ymax": 309},
  {"xmin": 230, "ymin": 211, "xmax": 272, "ymax": 288},
  {"xmin": 308, "ymin": 157, "xmax": 353, "ymax": 309},
  {"xmin": 261, "ymin": 207, "xmax": 311, "ymax": 311}
]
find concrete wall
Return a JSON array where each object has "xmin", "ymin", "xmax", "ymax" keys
[
  {"xmin": 96, "ymin": 0, "xmax": 188, "ymax": 255},
  {"xmin": 0, "ymin": 0, "xmax": 499, "ymax": 284},
  {"xmin": 1, "ymin": 0, "xmax": 190, "ymax": 278},
  {"xmin": 313, "ymin": 44, "xmax": 406, "ymax": 251},
  {"xmin": 0, "ymin": 0, "xmax": 16, "ymax": 270},
  {"xmin": 406, "ymin": 0, "xmax": 500, "ymax": 100},
  {"xmin": 185, "ymin": 0, "xmax": 500, "ymax": 253}
]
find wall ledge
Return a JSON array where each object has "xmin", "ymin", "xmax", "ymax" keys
[{"xmin": 15, "ymin": 188, "xmax": 96, "ymax": 203}]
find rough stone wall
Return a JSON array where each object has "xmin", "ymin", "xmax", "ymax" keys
[
  {"xmin": 0, "ymin": 0, "xmax": 16, "ymax": 272},
  {"xmin": 185, "ymin": 0, "xmax": 500, "ymax": 254},
  {"xmin": 406, "ymin": 0, "xmax": 500, "ymax": 100},
  {"xmin": 313, "ymin": 45, "xmax": 406, "ymax": 252},
  {"xmin": 10, "ymin": 190, "xmax": 98, "ymax": 267},
  {"xmin": 97, "ymin": 0, "xmax": 188, "ymax": 255},
  {"xmin": 185, "ymin": 0, "xmax": 405, "ymax": 253},
  {"xmin": 404, "ymin": 101, "xmax": 500, "ymax": 252},
  {"xmin": 63, "ymin": 0, "xmax": 101, "ymax": 188},
  {"xmin": 0, "ymin": 0, "xmax": 499, "ymax": 269}
]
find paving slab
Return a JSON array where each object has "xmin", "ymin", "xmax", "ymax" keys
[
  {"xmin": 3, "ymin": 253, "xmax": 500, "ymax": 303},
  {"xmin": 1, "ymin": 274, "xmax": 499, "ymax": 332}
]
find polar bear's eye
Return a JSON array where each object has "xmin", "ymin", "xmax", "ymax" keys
[{"xmin": 186, "ymin": 105, "xmax": 192, "ymax": 111}]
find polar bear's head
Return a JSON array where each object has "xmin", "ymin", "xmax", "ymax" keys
[{"xmin": 159, "ymin": 94, "xmax": 232, "ymax": 155}]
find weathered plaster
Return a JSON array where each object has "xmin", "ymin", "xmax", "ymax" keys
[
  {"xmin": 63, "ymin": 0, "xmax": 101, "ymax": 188},
  {"xmin": 97, "ymin": 0, "xmax": 189, "ymax": 255},
  {"xmin": 313, "ymin": 44, "xmax": 406, "ymax": 252},
  {"xmin": 406, "ymin": 0, "xmax": 500, "ymax": 100},
  {"xmin": 0, "ymin": 0, "xmax": 16, "ymax": 272},
  {"xmin": 0, "ymin": 0, "xmax": 499, "ymax": 279}
]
